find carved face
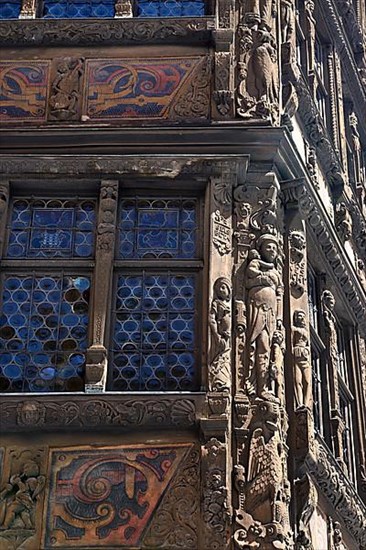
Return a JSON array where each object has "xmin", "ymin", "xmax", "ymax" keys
[
  {"xmin": 22, "ymin": 460, "xmax": 39, "ymax": 478},
  {"xmin": 294, "ymin": 310, "xmax": 306, "ymax": 327},
  {"xmin": 260, "ymin": 241, "xmax": 278, "ymax": 263},
  {"xmin": 217, "ymin": 282, "xmax": 230, "ymax": 301},
  {"xmin": 323, "ymin": 292, "xmax": 335, "ymax": 310}
]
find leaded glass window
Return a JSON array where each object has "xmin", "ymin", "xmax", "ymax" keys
[
  {"xmin": 43, "ymin": 0, "xmax": 115, "ymax": 18},
  {"xmin": 136, "ymin": 0, "xmax": 205, "ymax": 17},
  {"xmin": 0, "ymin": 274, "xmax": 90, "ymax": 392},
  {"xmin": 0, "ymin": 0, "xmax": 21, "ymax": 19},
  {"xmin": 6, "ymin": 198, "xmax": 96, "ymax": 258},
  {"xmin": 109, "ymin": 194, "xmax": 201, "ymax": 392},
  {"xmin": 118, "ymin": 198, "xmax": 197, "ymax": 259}
]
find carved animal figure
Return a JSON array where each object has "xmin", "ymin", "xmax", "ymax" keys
[{"xmin": 245, "ymin": 428, "xmax": 283, "ymax": 524}]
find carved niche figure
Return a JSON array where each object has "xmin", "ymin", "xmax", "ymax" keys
[
  {"xmin": 293, "ymin": 310, "xmax": 311, "ymax": 409},
  {"xmin": 321, "ymin": 290, "xmax": 338, "ymax": 371},
  {"xmin": 335, "ymin": 202, "xmax": 352, "ymax": 242},
  {"xmin": 245, "ymin": 233, "xmax": 282, "ymax": 401},
  {"xmin": 49, "ymin": 58, "xmax": 84, "ymax": 121},
  {"xmin": 280, "ymin": 0, "xmax": 295, "ymax": 44},
  {"xmin": 270, "ymin": 328, "xmax": 285, "ymax": 401},
  {"xmin": 289, "ymin": 230, "xmax": 306, "ymax": 297},
  {"xmin": 349, "ymin": 112, "xmax": 363, "ymax": 185},
  {"xmin": 249, "ymin": 30, "xmax": 278, "ymax": 105},
  {"xmin": 0, "ymin": 460, "xmax": 45, "ymax": 530},
  {"xmin": 209, "ymin": 277, "xmax": 232, "ymax": 391}
]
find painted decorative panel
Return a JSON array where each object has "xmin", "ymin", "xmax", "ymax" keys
[
  {"xmin": 0, "ymin": 56, "xmax": 210, "ymax": 123},
  {"xmin": 109, "ymin": 274, "xmax": 197, "ymax": 391},
  {"xmin": 7, "ymin": 198, "xmax": 96, "ymax": 258},
  {"xmin": 0, "ymin": 61, "xmax": 50, "ymax": 122},
  {"xmin": 0, "ymin": 275, "xmax": 90, "ymax": 392},
  {"xmin": 84, "ymin": 56, "xmax": 210, "ymax": 121},
  {"xmin": 43, "ymin": 443, "xmax": 197, "ymax": 548}
]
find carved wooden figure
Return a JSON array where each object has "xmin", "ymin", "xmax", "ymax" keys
[
  {"xmin": 293, "ymin": 309, "xmax": 311, "ymax": 409},
  {"xmin": 245, "ymin": 232, "xmax": 283, "ymax": 401}
]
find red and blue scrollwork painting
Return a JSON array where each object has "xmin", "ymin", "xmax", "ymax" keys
[
  {"xmin": 0, "ymin": 62, "xmax": 50, "ymax": 122},
  {"xmin": 44, "ymin": 444, "xmax": 192, "ymax": 547},
  {"xmin": 84, "ymin": 57, "xmax": 205, "ymax": 120}
]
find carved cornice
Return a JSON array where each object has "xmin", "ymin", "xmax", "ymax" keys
[
  {"xmin": 294, "ymin": 73, "xmax": 345, "ymax": 196},
  {"xmin": 0, "ymin": 154, "xmax": 248, "ymax": 179},
  {"xmin": 320, "ymin": 0, "xmax": 366, "ymax": 141},
  {"xmin": 281, "ymin": 179, "xmax": 366, "ymax": 336},
  {"xmin": 0, "ymin": 394, "xmax": 204, "ymax": 432},
  {"xmin": 305, "ymin": 441, "xmax": 366, "ymax": 549},
  {"xmin": 0, "ymin": 18, "xmax": 214, "ymax": 47}
]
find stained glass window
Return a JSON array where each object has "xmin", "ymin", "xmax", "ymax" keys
[
  {"xmin": 118, "ymin": 198, "xmax": 197, "ymax": 259},
  {"xmin": 110, "ymin": 195, "xmax": 200, "ymax": 391},
  {"xmin": 109, "ymin": 273, "xmax": 197, "ymax": 391},
  {"xmin": 43, "ymin": 0, "xmax": 115, "ymax": 18},
  {"xmin": 136, "ymin": 0, "xmax": 205, "ymax": 17},
  {"xmin": 0, "ymin": 0, "xmax": 21, "ymax": 19},
  {"xmin": 0, "ymin": 275, "xmax": 90, "ymax": 392},
  {"xmin": 7, "ymin": 198, "xmax": 96, "ymax": 258}
]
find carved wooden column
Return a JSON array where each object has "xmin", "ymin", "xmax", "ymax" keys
[
  {"xmin": 232, "ymin": 171, "xmax": 292, "ymax": 549},
  {"xmin": 281, "ymin": 179, "xmax": 317, "ymax": 549},
  {"xmin": 201, "ymin": 161, "xmax": 236, "ymax": 549},
  {"xmin": 0, "ymin": 181, "xmax": 9, "ymax": 259},
  {"xmin": 213, "ymin": 0, "xmax": 235, "ymax": 118},
  {"xmin": 236, "ymin": 0, "xmax": 281, "ymax": 123},
  {"xmin": 19, "ymin": 0, "xmax": 37, "ymax": 18},
  {"xmin": 85, "ymin": 180, "xmax": 118, "ymax": 392}
]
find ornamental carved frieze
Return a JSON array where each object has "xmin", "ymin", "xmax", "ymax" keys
[
  {"xmin": 236, "ymin": 0, "xmax": 280, "ymax": 123},
  {"xmin": 0, "ymin": 18, "xmax": 212, "ymax": 47},
  {"xmin": 0, "ymin": 396, "xmax": 200, "ymax": 432}
]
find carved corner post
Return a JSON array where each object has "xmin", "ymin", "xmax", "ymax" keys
[
  {"xmin": 281, "ymin": 179, "xmax": 317, "ymax": 549},
  {"xmin": 0, "ymin": 447, "xmax": 47, "ymax": 549},
  {"xmin": 0, "ymin": 181, "xmax": 9, "ymax": 259},
  {"xmin": 201, "ymin": 161, "xmax": 236, "ymax": 549},
  {"xmin": 19, "ymin": 0, "xmax": 37, "ymax": 18},
  {"xmin": 85, "ymin": 180, "xmax": 118, "ymax": 393},
  {"xmin": 236, "ymin": 0, "xmax": 281, "ymax": 124},
  {"xmin": 232, "ymin": 171, "xmax": 293, "ymax": 549},
  {"xmin": 213, "ymin": 0, "xmax": 235, "ymax": 118}
]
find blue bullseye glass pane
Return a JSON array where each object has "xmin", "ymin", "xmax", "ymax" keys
[
  {"xmin": 43, "ymin": 0, "xmax": 115, "ymax": 18},
  {"xmin": 108, "ymin": 273, "xmax": 197, "ymax": 391},
  {"xmin": 137, "ymin": 0, "xmax": 205, "ymax": 17},
  {"xmin": 118, "ymin": 198, "xmax": 197, "ymax": 259},
  {"xmin": 0, "ymin": 0, "xmax": 21, "ymax": 19},
  {"xmin": 0, "ymin": 275, "xmax": 90, "ymax": 392},
  {"xmin": 7, "ymin": 199, "xmax": 96, "ymax": 259}
]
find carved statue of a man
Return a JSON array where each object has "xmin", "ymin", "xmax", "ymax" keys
[
  {"xmin": 209, "ymin": 277, "xmax": 232, "ymax": 391},
  {"xmin": 292, "ymin": 309, "xmax": 311, "ymax": 409},
  {"xmin": 321, "ymin": 290, "xmax": 338, "ymax": 370},
  {"xmin": 245, "ymin": 233, "xmax": 282, "ymax": 400},
  {"xmin": 0, "ymin": 460, "xmax": 45, "ymax": 529}
]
